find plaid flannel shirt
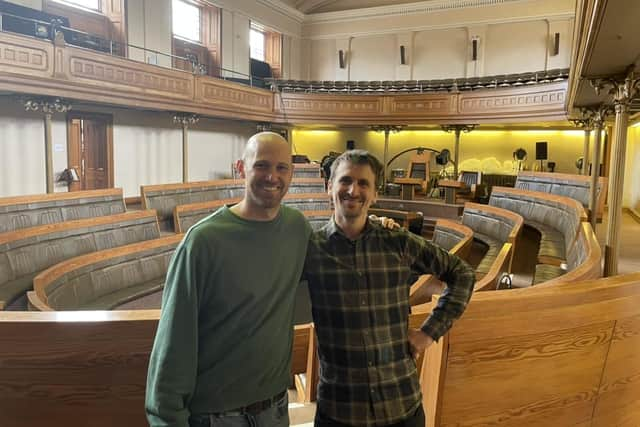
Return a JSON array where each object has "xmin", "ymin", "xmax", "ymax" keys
[{"xmin": 303, "ymin": 218, "xmax": 475, "ymax": 426}]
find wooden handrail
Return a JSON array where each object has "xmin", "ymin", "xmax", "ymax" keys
[{"xmin": 0, "ymin": 188, "xmax": 123, "ymax": 207}]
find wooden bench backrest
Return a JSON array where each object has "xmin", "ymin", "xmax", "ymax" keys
[
  {"xmin": 0, "ymin": 210, "xmax": 160, "ymax": 308},
  {"xmin": 0, "ymin": 188, "xmax": 125, "ymax": 233},
  {"xmin": 462, "ymin": 202, "xmax": 523, "ymax": 244},
  {"xmin": 29, "ymin": 234, "xmax": 183, "ymax": 311},
  {"xmin": 515, "ymin": 171, "xmax": 607, "ymax": 219},
  {"xmin": 420, "ymin": 272, "xmax": 640, "ymax": 427},
  {"xmin": 173, "ymin": 193, "xmax": 331, "ymax": 233},
  {"xmin": 489, "ymin": 186, "xmax": 587, "ymax": 259},
  {"xmin": 473, "ymin": 242, "xmax": 513, "ymax": 291},
  {"xmin": 432, "ymin": 219, "xmax": 473, "ymax": 259},
  {"xmin": 142, "ymin": 178, "xmax": 326, "ymax": 229}
]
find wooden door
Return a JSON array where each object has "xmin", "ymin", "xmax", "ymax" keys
[{"xmin": 67, "ymin": 113, "xmax": 113, "ymax": 191}]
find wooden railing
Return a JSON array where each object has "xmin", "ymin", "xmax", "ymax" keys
[{"xmin": 0, "ymin": 31, "xmax": 568, "ymax": 125}]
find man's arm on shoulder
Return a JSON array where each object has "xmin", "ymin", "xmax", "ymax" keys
[
  {"xmin": 405, "ymin": 233, "xmax": 476, "ymax": 342},
  {"xmin": 146, "ymin": 236, "xmax": 201, "ymax": 427}
]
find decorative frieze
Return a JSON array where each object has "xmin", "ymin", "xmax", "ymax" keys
[{"xmin": 0, "ymin": 36, "xmax": 51, "ymax": 72}]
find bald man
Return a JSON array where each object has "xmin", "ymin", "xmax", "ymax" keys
[{"xmin": 146, "ymin": 132, "xmax": 311, "ymax": 427}]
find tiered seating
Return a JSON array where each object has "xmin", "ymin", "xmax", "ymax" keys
[
  {"xmin": 0, "ymin": 210, "xmax": 160, "ymax": 309},
  {"xmin": 461, "ymin": 202, "xmax": 523, "ymax": 277},
  {"xmin": 141, "ymin": 178, "xmax": 326, "ymax": 230},
  {"xmin": 293, "ymin": 163, "xmax": 322, "ymax": 179},
  {"xmin": 515, "ymin": 171, "xmax": 607, "ymax": 220},
  {"xmin": 489, "ymin": 186, "xmax": 593, "ymax": 284},
  {"xmin": 27, "ymin": 235, "xmax": 181, "ymax": 311},
  {"xmin": 271, "ymin": 68, "xmax": 569, "ymax": 94},
  {"xmin": 0, "ymin": 189, "xmax": 126, "ymax": 233},
  {"xmin": 173, "ymin": 193, "xmax": 331, "ymax": 232}
]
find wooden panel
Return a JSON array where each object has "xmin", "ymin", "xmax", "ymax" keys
[
  {"xmin": 83, "ymin": 118, "xmax": 109, "ymax": 190},
  {"xmin": 197, "ymin": 78, "xmax": 273, "ymax": 114},
  {"xmin": 62, "ymin": 46, "xmax": 194, "ymax": 99},
  {"xmin": 0, "ymin": 32, "xmax": 53, "ymax": 77},
  {"xmin": 440, "ymin": 322, "xmax": 611, "ymax": 426},
  {"xmin": 592, "ymin": 315, "xmax": 640, "ymax": 427},
  {"xmin": 458, "ymin": 83, "xmax": 567, "ymax": 117},
  {"xmin": 388, "ymin": 94, "xmax": 454, "ymax": 117},
  {"xmin": 277, "ymin": 93, "xmax": 384, "ymax": 121}
]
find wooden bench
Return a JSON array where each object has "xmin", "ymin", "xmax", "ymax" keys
[
  {"xmin": 0, "ymin": 210, "xmax": 160, "ymax": 309},
  {"xmin": 489, "ymin": 186, "xmax": 590, "ymax": 282},
  {"xmin": 27, "ymin": 235, "xmax": 182, "ymax": 311},
  {"xmin": 461, "ymin": 202, "xmax": 523, "ymax": 277},
  {"xmin": 0, "ymin": 188, "xmax": 126, "ymax": 233},
  {"xmin": 141, "ymin": 178, "xmax": 326, "ymax": 230},
  {"xmin": 291, "ymin": 323, "xmax": 319, "ymax": 403},
  {"xmin": 174, "ymin": 193, "xmax": 331, "ymax": 233},
  {"xmin": 515, "ymin": 171, "xmax": 607, "ymax": 220},
  {"xmin": 415, "ymin": 272, "xmax": 640, "ymax": 427},
  {"xmin": 409, "ymin": 220, "xmax": 474, "ymax": 306}
]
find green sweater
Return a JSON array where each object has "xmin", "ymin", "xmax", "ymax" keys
[{"xmin": 146, "ymin": 205, "xmax": 311, "ymax": 426}]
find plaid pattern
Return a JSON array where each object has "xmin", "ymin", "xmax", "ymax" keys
[{"xmin": 304, "ymin": 219, "xmax": 475, "ymax": 426}]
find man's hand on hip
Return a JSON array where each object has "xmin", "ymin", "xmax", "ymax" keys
[{"xmin": 408, "ymin": 329, "xmax": 434, "ymax": 359}]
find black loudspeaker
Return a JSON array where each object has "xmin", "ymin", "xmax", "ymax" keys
[
  {"xmin": 553, "ymin": 32, "xmax": 560, "ymax": 56},
  {"xmin": 400, "ymin": 45, "xmax": 406, "ymax": 65},
  {"xmin": 346, "ymin": 140, "xmax": 355, "ymax": 150},
  {"xmin": 472, "ymin": 39, "xmax": 478, "ymax": 61},
  {"xmin": 338, "ymin": 50, "xmax": 345, "ymax": 69},
  {"xmin": 536, "ymin": 141, "xmax": 548, "ymax": 160}
]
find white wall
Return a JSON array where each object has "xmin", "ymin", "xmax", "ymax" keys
[
  {"xmin": 484, "ymin": 21, "xmax": 548, "ymax": 76},
  {"xmin": 221, "ymin": 10, "xmax": 250, "ymax": 78},
  {"xmin": 0, "ymin": 103, "xmax": 256, "ymax": 198},
  {"xmin": 350, "ymin": 35, "xmax": 396, "ymax": 81},
  {"xmin": 413, "ymin": 28, "xmax": 467, "ymax": 80}
]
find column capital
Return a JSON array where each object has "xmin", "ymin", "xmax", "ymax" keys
[
  {"xmin": 572, "ymin": 105, "xmax": 612, "ymax": 129},
  {"xmin": 590, "ymin": 73, "xmax": 640, "ymax": 111},
  {"xmin": 441, "ymin": 124, "xmax": 477, "ymax": 134},
  {"xmin": 369, "ymin": 125, "xmax": 404, "ymax": 134},
  {"xmin": 23, "ymin": 97, "xmax": 72, "ymax": 115},
  {"xmin": 173, "ymin": 113, "xmax": 199, "ymax": 127}
]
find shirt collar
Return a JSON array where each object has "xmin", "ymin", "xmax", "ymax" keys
[{"xmin": 324, "ymin": 216, "xmax": 379, "ymax": 241}]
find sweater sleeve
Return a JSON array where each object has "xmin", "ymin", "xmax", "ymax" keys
[{"xmin": 145, "ymin": 237, "xmax": 201, "ymax": 427}]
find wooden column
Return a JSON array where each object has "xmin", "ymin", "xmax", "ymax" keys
[
  {"xmin": 441, "ymin": 124, "xmax": 477, "ymax": 178},
  {"xmin": 592, "ymin": 74, "xmax": 639, "ymax": 276},
  {"xmin": 24, "ymin": 98, "xmax": 72, "ymax": 194},
  {"xmin": 173, "ymin": 113, "xmax": 200, "ymax": 183}
]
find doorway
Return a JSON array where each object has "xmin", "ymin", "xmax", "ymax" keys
[{"xmin": 67, "ymin": 113, "xmax": 114, "ymax": 191}]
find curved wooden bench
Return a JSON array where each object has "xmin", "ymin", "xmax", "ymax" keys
[
  {"xmin": 0, "ymin": 210, "xmax": 160, "ymax": 309},
  {"xmin": 462, "ymin": 202, "xmax": 523, "ymax": 277},
  {"xmin": 416, "ymin": 272, "xmax": 640, "ymax": 427},
  {"xmin": 409, "ymin": 220, "xmax": 474, "ymax": 306},
  {"xmin": 27, "ymin": 235, "xmax": 182, "ymax": 311},
  {"xmin": 141, "ymin": 178, "xmax": 326, "ymax": 230},
  {"xmin": 174, "ymin": 193, "xmax": 331, "ymax": 232},
  {"xmin": 515, "ymin": 171, "xmax": 607, "ymax": 220},
  {"xmin": 0, "ymin": 188, "xmax": 126, "ymax": 233}
]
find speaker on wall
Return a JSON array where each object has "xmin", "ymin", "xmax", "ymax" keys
[
  {"xmin": 553, "ymin": 32, "xmax": 560, "ymax": 56},
  {"xmin": 400, "ymin": 45, "xmax": 406, "ymax": 65},
  {"xmin": 346, "ymin": 140, "xmax": 355, "ymax": 150},
  {"xmin": 535, "ymin": 141, "xmax": 548, "ymax": 160},
  {"xmin": 472, "ymin": 38, "xmax": 478, "ymax": 61},
  {"xmin": 338, "ymin": 50, "xmax": 345, "ymax": 69}
]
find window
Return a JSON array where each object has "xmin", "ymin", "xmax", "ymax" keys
[
  {"xmin": 51, "ymin": 0, "xmax": 100, "ymax": 11},
  {"xmin": 172, "ymin": 0, "xmax": 201, "ymax": 43},
  {"xmin": 250, "ymin": 27, "xmax": 265, "ymax": 61}
]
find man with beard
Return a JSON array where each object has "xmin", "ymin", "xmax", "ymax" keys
[
  {"xmin": 146, "ymin": 132, "xmax": 309, "ymax": 427},
  {"xmin": 303, "ymin": 150, "xmax": 475, "ymax": 427}
]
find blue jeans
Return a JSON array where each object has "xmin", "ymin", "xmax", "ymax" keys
[{"xmin": 189, "ymin": 393, "xmax": 289, "ymax": 427}]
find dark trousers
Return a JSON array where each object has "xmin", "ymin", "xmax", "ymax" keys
[{"xmin": 314, "ymin": 405, "xmax": 425, "ymax": 427}]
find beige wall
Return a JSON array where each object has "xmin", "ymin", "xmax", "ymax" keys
[
  {"xmin": 484, "ymin": 21, "xmax": 547, "ymax": 75},
  {"xmin": 350, "ymin": 35, "xmax": 396, "ymax": 81},
  {"xmin": 292, "ymin": 128, "xmax": 586, "ymax": 178}
]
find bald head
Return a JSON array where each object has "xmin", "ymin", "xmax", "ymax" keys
[{"xmin": 242, "ymin": 131, "xmax": 291, "ymax": 166}]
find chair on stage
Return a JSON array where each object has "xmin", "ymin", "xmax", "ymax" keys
[{"xmin": 394, "ymin": 152, "xmax": 432, "ymax": 200}]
